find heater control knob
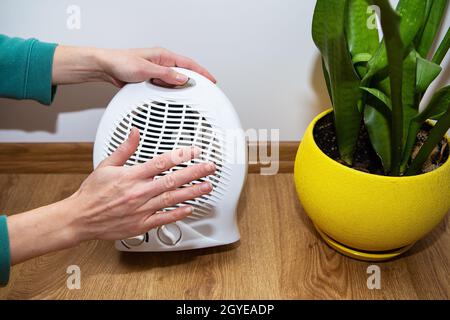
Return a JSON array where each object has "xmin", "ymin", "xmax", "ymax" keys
[
  {"xmin": 123, "ymin": 234, "xmax": 145, "ymax": 247},
  {"xmin": 157, "ymin": 224, "xmax": 182, "ymax": 246}
]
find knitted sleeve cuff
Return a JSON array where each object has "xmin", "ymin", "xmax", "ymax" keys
[
  {"xmin": 24, "ymin": 39, "xmax": 58, "ymax": 105},
  {"xmin": 0, "ymin": 215, "xmax": 11, "ymax": 287}
]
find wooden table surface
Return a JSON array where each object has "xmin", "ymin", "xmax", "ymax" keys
[{"xmin": 0, "ymin": 173, "xmax": 448, "ymax": 299}]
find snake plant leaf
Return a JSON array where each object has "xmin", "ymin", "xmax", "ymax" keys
[
  {"xmin": 414, "ymin": 0, "xmax": 434, "ymax": 43},
  {"xmin": 401, "ymin": 85, "xmax": 450, "ymax": 171},
  {"xmin": 415, "ymin": 0, "xmax": 448, "ymax": 58},
  {"xmin": 321, "ymin": 58, "xmax": 333, "ymax": 105},
  {"xmin": 352, "ymin": 53, "xmax": 373, "ymax": 64},
  {"xmin": 406, "ymin": 107, "xmax": 450, "ymax": 175},
  {"xmin": 312, "ymin": 0, "xmax": 362, "ymax": 164},
  {"xmin": 416, "ymin": 54, "xmax": 442, "ymax": 93},
  {"xmin": 432, "ymin": 27, "xmax": 450, "ymax": 65},
  {"xmin": 345, "ymin": 0, "xmax": 380, "ymax": 78},
  {"xmin": 362, "ymin": 58, "xmax": 392, "ymax": 168},
  {"xmin": 401, "ymin": 119, "xmax": 422, "ymax": 172},
  {"xmin": 401, "ymin": 51, "xmax": 419, "ymax": 168},
  {"xmin": 364, "ymin": 101, "xmax": 392, "ymax": 173},
  {"xmin": 364, "ymin": 0, "xmax": 427, "ymax": 81},
  {"xmin": 373, "ymin": 52, "xmax": 435, "ymax": 112},
  {"xmin": 413, "ymin": 0, "xmax": 434, "ymax": 55},
  {"xmin": 361, "ymin": 87, "xmax": 392, "ymax": 109},
  {"xmin": 363, "ymin": 51, "xmax": 417, "ymax": 174},
  {"xmin": 373, "ymin": 0, "xmax": 407, "ymax": 176},
  {"xmin": 420, "ymin": 85, "xmax": 450, "ymax": 121}
]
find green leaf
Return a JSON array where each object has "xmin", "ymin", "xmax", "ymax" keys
[
  {"xmin": 406, "ymin": 107, "xmax": 450, "ymax": 175},
  {"xmin": 361, "ymin": 87, "xmax": 392, "ymax": 109},
  {"xmin": 345, "ymin": 0, "xmax": 380, "ymax": 78},
  {"xmin": 352, "ymin": 53, "xmax": 373, "ymax": 64},
  {"xmin": 419, "ymin": 85, "xmax": 450, "ymax": 121},
  {"xmin": 414, "ymin": 0, "xmax": 434, "ymax": 45},
  {"xmin": 401, "ymin": 85, "xmax": 450, "ymax": 171},
  {"xmin": 400, "ymin": 50, "xmax": 419, "ymax": 173},
  {"xmin": 376, "ymin": 76, "xmax": 391, "ymax": 96},
  {"xmin": 432, "ymin": 27, "xmax": 450, "ymax": 65},
  {"xmin": 364, "ymin": 102, "xmax": 392, "ymax": 173},
  {"xmin": 321, "ymin": 58, "xmax": 333, "ymax": 105},
  {"xmin": 363, "ymin": 51, "xmax": 418, "ymax": 174},
  {"xmin": 415, "ymin": 0, "xmax": 448, "ymax": 58},
  {"xmin": 416, "ymin": 54, "xmax": 442, "ymax": 93},
  {"xmin": 364, "ymin": 0, "xmax": 427, "ymax": 81},
  {"xmin": 400, "ymin": 120, "xmax": 422, "ymax": 173},
  {"xmin": 372, "ymin": 0, "xmax": 407, "ymax": 176},
  {"xmin": 312, "ymin": 0, "xmax": 362, "ymax": 164}
]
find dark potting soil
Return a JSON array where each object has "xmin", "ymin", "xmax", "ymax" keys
[{"xmin": 313, "ymin": 112, "xmax": 449, "ymax": 176}]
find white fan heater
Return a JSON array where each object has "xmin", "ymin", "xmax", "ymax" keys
[{"xmin": 93, "ymin": 68, "xmax": 247, "ymax": 251}]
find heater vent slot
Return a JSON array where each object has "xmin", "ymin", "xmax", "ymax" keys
[{"xmin": 105, "ymin": 101, "xmax": 229, "ymax": 218}]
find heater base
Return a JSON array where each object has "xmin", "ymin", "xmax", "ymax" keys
[
  {"xmin": 116, "ymin": 238, "xmax": 240, "ymax": 252},
  {"xmin": 314, "ymin": 225, "xmax": 415, "ymax": 262}
]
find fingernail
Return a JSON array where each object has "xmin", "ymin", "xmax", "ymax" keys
[
  {"xmin": 184, "ymin": 206, "xmax": 193, "ymax": 214},
  {"xmin": 176, "ymin": 73, "xmax": 188, "ymax": 83},
  {"xmin": 200, "ymin": 181, "xmax": 212, "ymax": 192}
]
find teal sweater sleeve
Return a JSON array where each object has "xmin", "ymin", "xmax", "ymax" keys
[
  {"xmin": 0, "ymin": 34, "xmax": 58, "ymax": 105},
  {"xmin": 0, "ymin": 215, "xmax": 11, "ymax": 287}
]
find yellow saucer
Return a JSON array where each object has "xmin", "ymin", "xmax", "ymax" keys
[{"xmin": 314, "ymin": 225, "xmax": 415, "ymax": 262}]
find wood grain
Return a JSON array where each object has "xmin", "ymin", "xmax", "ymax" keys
[
  {"xmin": 0, "ymin": 142, "xmax": 299, "ymax": 174},
  {"xmin": 0, "ymin": 143, "xmax": 94, "ymax": 174},
  {"xmin": 0, "ymin": 173, "xmax": 448, "ymax": 299}
]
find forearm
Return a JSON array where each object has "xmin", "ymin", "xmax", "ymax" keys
[
  {"xmin": 52, "ymin": 45, "xmax": 107, "ymax": 85},
  {"xmin": 6, "ymin": 197, "xmax": 83, "ymax": 265}
]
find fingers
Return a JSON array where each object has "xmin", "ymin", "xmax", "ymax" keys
[
  {"xmin": 138, "ymin": 160, "xmax": 214, "ymax": 210},
  {"xmin": 130, "ymin": 146, "xmax": 202, "ymax": 178},
  {"xmin": 170, "ymin": 54, "xmax": 217, "ymax": 83},
  {"xmin": 142, "ymin": 205, "xmax": 193, "ymax": 230},
  {"xmin": 140, "ymin": 180, "xmax": 213, "ymax": 213},
  {"xmin": 98, "ymin": 127, "xmax": 140, "ymax": 168},
  {"xmin": 147, "ymin": 62, "xmax": 189, "ymax": 86},
  {"xmin": 134, "ymin": 47, "xmax": 217, "ymax": 84},
  {"xmin": 143, "ymin": 161, "xmax": 215, "ymax": 199}
]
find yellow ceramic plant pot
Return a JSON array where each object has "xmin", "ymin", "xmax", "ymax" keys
[{"xmin": 294, "ymin": 109, "xmax": 450, "ymax": 261}]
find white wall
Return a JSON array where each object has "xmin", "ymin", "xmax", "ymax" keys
[{"xmin": 0, "ymin": 0, "xmax": 448, "ymax": 142}]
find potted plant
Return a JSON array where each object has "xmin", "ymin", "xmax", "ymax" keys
[{"xmin": 294, "ymin": 0, "xmax": 450, "ymax": 261}]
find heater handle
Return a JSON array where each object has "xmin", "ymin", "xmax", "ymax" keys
[{"xmin": 150, "ymin": 77, "xmax": 196, "ymax": 89}]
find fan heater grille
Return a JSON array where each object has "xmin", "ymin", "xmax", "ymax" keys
[{"xmin": 104, "ymin": 101, "xmax": 231, "ymax": 219}]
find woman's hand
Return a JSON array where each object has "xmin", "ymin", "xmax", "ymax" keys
[
  {"xmin": 71, "ymin": 127, "xmax": 215, "ymax": 241},
  {"xmin": 52, "ymin": 46, "xmax": 216, "ymax": 87},
  {"xmin": 7, "ymin": 128, "xmax": 215, "ymax": 264}
]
